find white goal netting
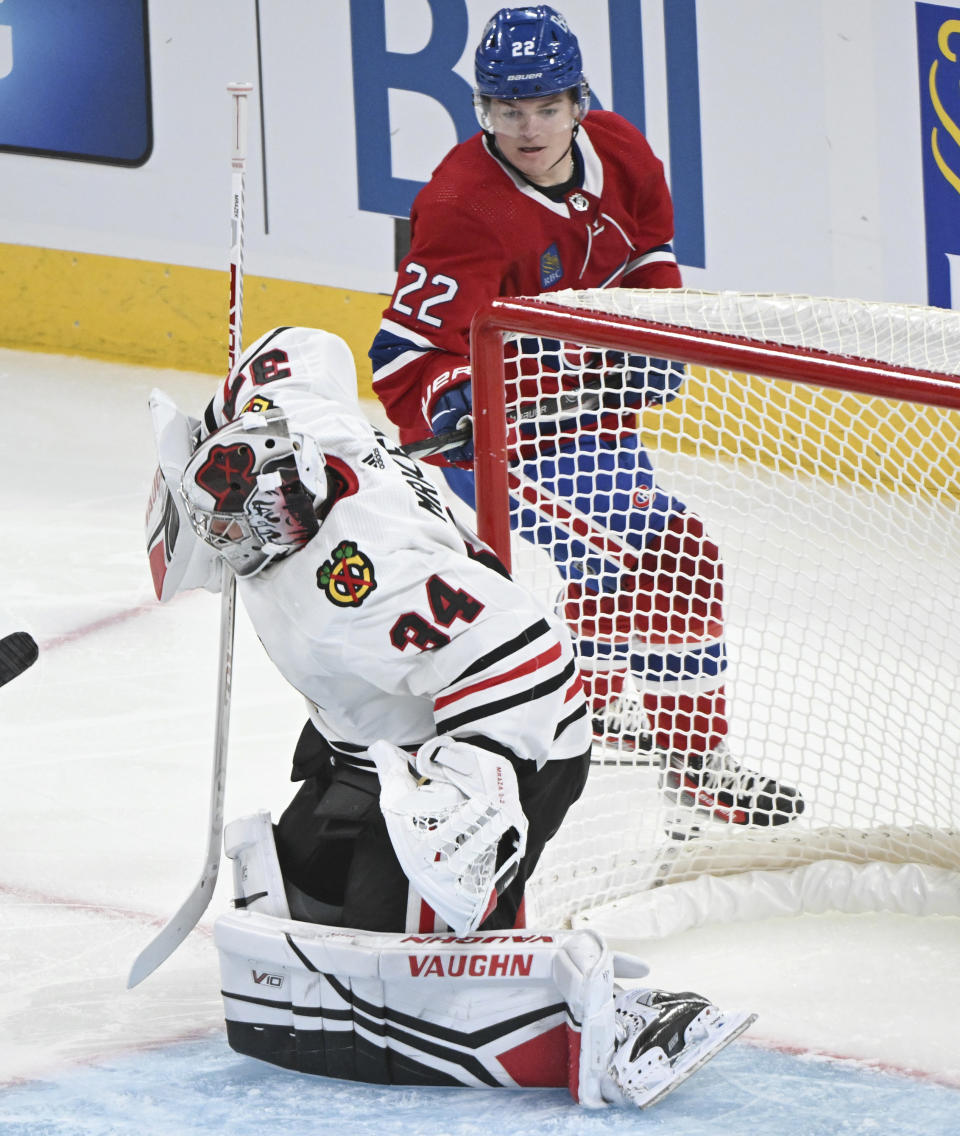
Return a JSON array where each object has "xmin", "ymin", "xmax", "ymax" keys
[{"xmin": 471, "ymin": 289, "xmax": 960, "ymax": 935}]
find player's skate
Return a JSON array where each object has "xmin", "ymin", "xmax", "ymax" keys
[
  {"xmin": 662, "ymin": 741, "xmax": 804, "ymax": 826},
  {"xmin": 591, "ymin": 676, "xmax": 655, "ymax": 758},
  {"xmin": 605, "ymin": 989, "xmax": 756, "ymax": 1109}
]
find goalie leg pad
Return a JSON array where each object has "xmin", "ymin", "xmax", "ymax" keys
[{"xmin": 214, "ymin": 908, "xmax": 648, "ymax": 1103}]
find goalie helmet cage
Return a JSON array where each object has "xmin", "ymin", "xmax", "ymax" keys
[{"xmin": 468, "ymin": 288, "xmax": 960, "ymax": 937}]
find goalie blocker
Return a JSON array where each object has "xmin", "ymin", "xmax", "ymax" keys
[{"xmin": 218, "ymin": 812, "xmax": 756, "ymax": 1109}]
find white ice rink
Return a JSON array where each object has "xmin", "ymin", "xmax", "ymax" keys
[{"xmin": 0, "ymin": 347, "xmax": 958, "ymax": 1135}]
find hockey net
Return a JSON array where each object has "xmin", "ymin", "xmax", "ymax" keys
[{"xmin": 468, "ymin": 288, "xmax": 960, "ymax": 937}]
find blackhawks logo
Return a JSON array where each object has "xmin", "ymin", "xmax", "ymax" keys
[{"xmin": 317, "ymin": 540, "xmax": 377, "ymax": 607}]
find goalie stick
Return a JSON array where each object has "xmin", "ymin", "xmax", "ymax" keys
[
  {"xmin": 128, "ymin": 82, "xmax": 252, "ymax": 989},
  {"xmin": 0, "ymin": 631, "xmax": 39, "ymax": 689}
]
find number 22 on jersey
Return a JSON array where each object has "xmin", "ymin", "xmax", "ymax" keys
[{"xmin": 392, "ymin": 263, "xmax": 459, "ymax": 329}]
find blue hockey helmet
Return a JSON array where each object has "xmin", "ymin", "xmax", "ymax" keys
[{"xmin": 474, "ymin": 6, "xmax": 590, "ymax": 110}]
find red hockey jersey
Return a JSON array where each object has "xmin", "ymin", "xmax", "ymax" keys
[{"xmin": 369, "ymin": 110, "xmax": 682, "ymax": 447}]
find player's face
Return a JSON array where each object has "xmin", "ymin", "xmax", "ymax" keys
[
  {"xmin": 488, "ymin": 92, "xmax": 579, "ymax": 186},
  {"xmin": 209, "ymin": 516, "xmax": 245, "ymax": 543}
]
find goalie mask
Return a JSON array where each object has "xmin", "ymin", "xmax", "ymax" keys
[{"xmin": 180, "ymin": 410, "xmax": 326, "ymax": 577}]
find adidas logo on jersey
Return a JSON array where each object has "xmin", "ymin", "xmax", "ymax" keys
[{"xmin": 362, "ymin": 448, "xmax": 386, "ymax": 469}]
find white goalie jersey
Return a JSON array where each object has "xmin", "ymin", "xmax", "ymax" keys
[
  {"xmin": 151, "ymin": 328, "xmax": 755, "ymax": 1108},
  {"xmin": 203, "ymin": 326, "xmax": 590, "ymax": 768}
]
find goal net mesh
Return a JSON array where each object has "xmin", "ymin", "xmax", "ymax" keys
[{"xmin": 468, "ymin": 289, "xmax": 960, "ymax": 930}]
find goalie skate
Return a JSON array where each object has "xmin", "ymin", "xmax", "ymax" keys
[
  {"xmin": 607, "ymin": 989, "xmax": 756, "ymax": 1109},
  {"xmin": 661, "ymin": 741, "xmax": 804, "ymax": 826}
]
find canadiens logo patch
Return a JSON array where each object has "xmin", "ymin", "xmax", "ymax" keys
[
  {"xmin": 240, "ymin": 395, "xmax": 275, "ymax": 414},
  {"xmin": 540, "ymin": 242, "xmax": 563, "ymax": 288},
  {"xmin": 632, "ymin": 486, "xmax": 654, "ymax": 509},
  {"xmin": 568, "ymin": 192, "xmax": 589, "ymax": 212},
  {"xmin": 317, "ymin": 540, "xmax": 377, "ymax": 607}
]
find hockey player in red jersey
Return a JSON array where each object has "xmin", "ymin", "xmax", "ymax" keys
[
  {"xmin": 152, "ymin": 323, "xmax": 756, "ymax": 1108},
  {"xmin": 369, "ymin": 5, "xmax": 804, "ymax": 827}
]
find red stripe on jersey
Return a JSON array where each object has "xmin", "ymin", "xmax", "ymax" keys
[
  {"xmin": 564, "ymin": 673, "xmax": 584, "ymax": 703},
  {"xmin": 433, "ymin": 641, "xmax": 563, "ymax": 711}
]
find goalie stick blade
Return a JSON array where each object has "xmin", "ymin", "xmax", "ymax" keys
[
  {"xmin": 126, "ymin": 865, "xmax": 220, "ymax": 988},
  {"xmin": 0, "ymin": 632, "xmax": 39, "ymax": 688}
]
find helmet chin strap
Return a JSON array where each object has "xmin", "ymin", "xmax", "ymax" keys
[{"xmin": 549, "ymin": 139, "xmax": 576, "ymax": 178}]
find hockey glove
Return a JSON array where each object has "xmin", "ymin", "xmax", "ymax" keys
[
  {"xmin": 370, "ymin": 737, "xmax": 527, "ymax": 933},
  {"xmin": 425, "ymin": 368, "xmax": 474, "ymax": 464}
]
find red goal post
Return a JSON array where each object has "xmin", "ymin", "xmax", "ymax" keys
[{"xmin": 467, "ymin": 288, "xmax": 960, "ymax": 935}]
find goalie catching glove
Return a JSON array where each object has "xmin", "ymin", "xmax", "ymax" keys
[{"xmin": 370, "ymin": 737, "xmax": 528, "ymax": 934}]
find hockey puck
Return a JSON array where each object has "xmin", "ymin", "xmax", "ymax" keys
[{"xmin": 0, "ymin": 631, "xmax": 39, "ymax": 688}]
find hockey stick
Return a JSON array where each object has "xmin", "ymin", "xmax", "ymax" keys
[
  {"xmin": 128, "ymin": 82, "xmax": 253, "ymax": 989},
  {"xmin": 0, "ymin": 631, "xmax": 39, "ymax": 688},
  {"xmin": 401, "ymin": 381, "xmax": 605, "ymax": 460}
]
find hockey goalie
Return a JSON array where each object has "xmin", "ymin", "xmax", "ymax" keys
[{"xmin": 145, "ymin": 324, "xmax": 755, "ymax": 1108}]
